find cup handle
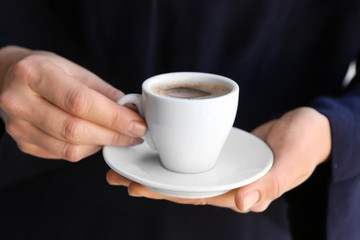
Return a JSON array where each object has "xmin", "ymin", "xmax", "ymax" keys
[{"xmin": 117, "ymin": 94, "xmax": 156, "ymax": 150}]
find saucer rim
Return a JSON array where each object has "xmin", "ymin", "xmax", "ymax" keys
[
  {"xmin": 145, "ymin": 185, "xmax": 230, "ymax": 199},
  {"xmin": 103, "ymin": 127, "xmax": 273, "ymax": 194}
]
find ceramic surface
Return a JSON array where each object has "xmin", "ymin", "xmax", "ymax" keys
[
  {"xmin": 118, "ymin": 72, "xmax": 239, "ymax": 173},
  {"xmin": 103, "ymin": 127, "xmax": 273, "ymax": 198}
]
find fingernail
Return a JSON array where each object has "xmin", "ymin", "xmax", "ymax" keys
[
  {"xmin": 243, "ymin": 191, "xmax": 260, "ymax": 211},
  {"xmin": 129, "ymin": 137, "xmax": 144, "ymax": 146},
  {"xmin": 128, "ymin": 120, "xmax": 146, "ymax": 137}
]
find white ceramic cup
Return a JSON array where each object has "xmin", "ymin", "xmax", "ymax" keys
[{"xmin": 118, "ymin": 72, "xmax": 239, "ymax": 174}]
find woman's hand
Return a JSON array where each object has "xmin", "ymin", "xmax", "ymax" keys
[
  {"xmin": 0, "ymin": 46, "xmax": 146, "ymax": 161},
  {"xmin": 106, "ymin": 107, "xmax": 331, "ymax": 212}
]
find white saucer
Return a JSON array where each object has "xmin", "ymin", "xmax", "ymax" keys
[{"xmin": 103, "ymin": 127, "xmax": 273, "ymax": 199}]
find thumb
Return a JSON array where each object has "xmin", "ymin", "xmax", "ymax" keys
[
  {"xmin": 234, "ymin": 119, "xmax": 307, "ymax": 212},
  {"xmin": 234, "ymin": 165, "xmax": 290, "ymax": 212},
  {"xmin": 234, "ymin": 138, "xmax": 313, "ymax": 212}
]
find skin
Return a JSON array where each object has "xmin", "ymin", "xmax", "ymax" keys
[
  {"xmin": 0, "ymin": 46, "xmax": 146, "ymax": 161},
  {"xmin": 107, "ymin": 107, "xmax": 332, "ymax": 212},
  {"xmin": 0, "ymin": 46, "xmax": 332, "ymax": 213}
]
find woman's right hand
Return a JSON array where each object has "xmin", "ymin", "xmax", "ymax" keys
[{"xmin": 0, "ymin": 46, "xmax": 146, "ymax": 161}]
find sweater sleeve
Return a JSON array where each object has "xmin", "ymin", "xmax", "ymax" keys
[{"xmin": 311, "ymin": 58, "xmax": 360, "ymax": 183}]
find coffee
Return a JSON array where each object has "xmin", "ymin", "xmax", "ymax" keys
[{"xmin": 153, "ymin": 82, "xmax": 230, "ymax": 99}]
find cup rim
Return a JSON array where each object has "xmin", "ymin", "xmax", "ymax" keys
[{"xmin": 142, "ymin": 72, "xmax": 239, "ymax": 101}]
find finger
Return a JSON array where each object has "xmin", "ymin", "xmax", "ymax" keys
[
  {"xmin": 14, "ymin": 51, "xmax": 124, "ymax": 102},
  {"xmin": 127, "ymin": 182, "xmax": 209, "ymax": 205},
  {"xmin": 106, "ymin": 169, "xmax": 132, "ymax": 186},
  {"xmin": 21, "ymin": 94, "xmax": 143, "ymax": 146},
  {"xmin": 6, "ymin": 119, "xmax": 101, "ymax": 161},
  {"xmin": 16, "ymin": 141, "xmax": 60, "ymax": 159},
  {"xmin": 106, "ymin": 170, "xmax": 239, "ymax": 211},
  {"xmin": 128, "ymin": 183, "xmax": 239, "ymax": 211},
  {"xmin": 73, "ymin": 69, "xmax": 125, "ymax": 102},
  {"xmin": 48, "ymin": 55, "xmax": 125, "ymax": 102},
  {"xmin": 234, "ymin": 150, "xmax": 311, "ymax": 212},
  {"xmin": 20, "ymin": 57, "xmax": 146, "ymax": 137},
  {"xmin": 237, "ymin": 119, "xmax": 295, "ymax": 212}
]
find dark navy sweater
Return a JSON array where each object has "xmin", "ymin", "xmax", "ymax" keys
[{"xmin": 1, "ymin": 1, "xmax": 360, "ymax": 239}]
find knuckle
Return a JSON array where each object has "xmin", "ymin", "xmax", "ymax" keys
[
  {"xmin": 17, "ymin": 142, "xmax": 34, "ymax": 155},
  {"xmin": 62, "ymin": 117, "xmax": 85, "ymax": 142},
  {"xmin": 0, "ymin": 93, "xmax": 11, "ymax": 111},
  {"xmin": 110, "ymin": 111, "xmax": 124, "ymax": 130},
  {"xmin": 0, "ymin": 92, "xmax": 22, "ymax": 116},
  {"xmin": 65, "ymin": 90, "xmax": 92, "ymax": 116},
  {"xmin": 10, "ymin": 55, "xmax": 47, "ymax": 85},
  {"xmin": 62, "ymin": 143, "xmax": 83, "ymax": 162},
  {"xmin": 273, "ymin": 176, "xmax": 287, "ymax": 199},
  {"xmin": 11, "ymin": 57, "xmax": 36, "ymax": 81},
  {"xmin": 110, "ymin": 133, "xmax": 126, "ymax": 146},
  {"xmin": 127, "ymin": 184, "xmax": 140, "ymax": 197},
  {"xmin": 5, "ymin": 121, "xmax": 20, "ymax": 137}
]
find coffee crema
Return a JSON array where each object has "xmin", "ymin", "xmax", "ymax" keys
[{"xmin": 153, "ymin": 82, "xmax": 231, "ymax": 99}]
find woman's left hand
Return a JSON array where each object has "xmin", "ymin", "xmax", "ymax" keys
[{"xmin": 106, "ymin": 107, "xmax": 332, "ymax": 213}]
